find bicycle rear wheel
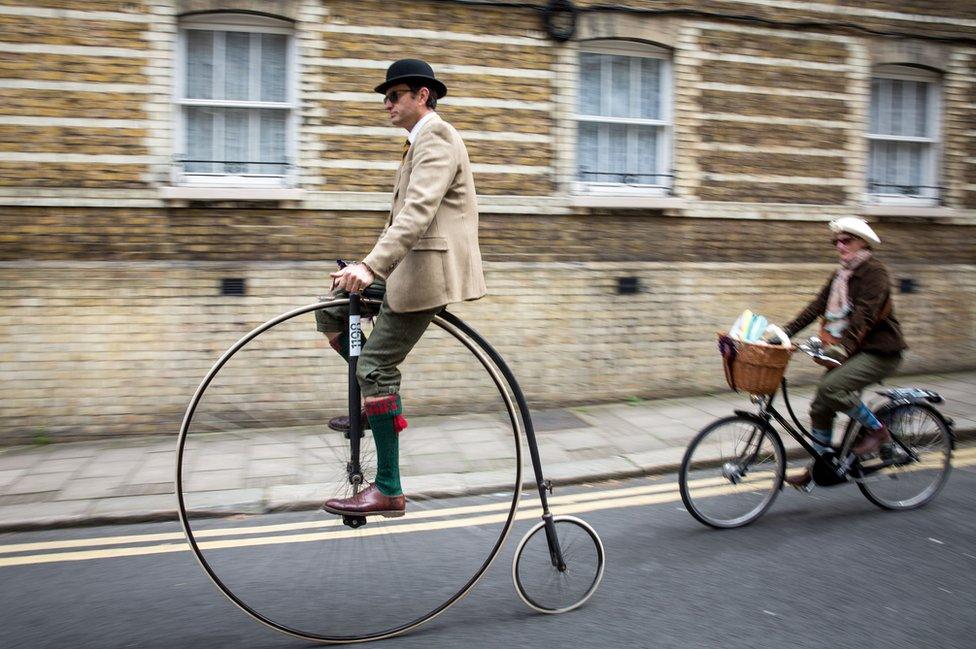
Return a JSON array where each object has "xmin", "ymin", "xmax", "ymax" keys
[
  {"xmin": 176, "ymin": 301, "xmax": 523, "ymax": 643},
  {"xmin": 857, "ymin": 402, "xmax": 952, "ymax": 511},
  {"xmin": 512, "ymin": 515, "xmax": 605, "ymax": 614},
  {"xmin": 679, "ymin": 415, "xmax": 785, "ymax": 529}
]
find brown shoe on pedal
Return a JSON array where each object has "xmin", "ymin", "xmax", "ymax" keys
[
  {"xmin": 784, "ymin": 465, "xmax": 814, "ymax": 492},
  {"xmin": 322, "ymin": 484, "xmax": 405, "ymax": 518},
  {"xmin": 328, "ymin": 410, "xmax": 370, "ymax": 433},
  {"xmin": 852, "ymin": 424, "xmax": 891, "ymax": 456}
]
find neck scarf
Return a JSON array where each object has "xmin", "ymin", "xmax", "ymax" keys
[{"xmin": 823, "ymin": 248, "xmax": 872, "ymax": 337}]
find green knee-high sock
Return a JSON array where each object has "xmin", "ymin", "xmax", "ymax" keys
[{"xmin": 364, "ymin": 395, "xmax": 408, "ymax": 496}]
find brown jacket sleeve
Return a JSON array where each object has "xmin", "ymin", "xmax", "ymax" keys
[
  {"xmin": 363, "ymin": 121, "xmax": 458, "ymax": 279},
  {"xmin": 784, "ymin": 275, "xmax": 833, "ymax": 338}
]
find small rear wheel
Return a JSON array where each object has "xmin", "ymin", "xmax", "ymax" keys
[
  {"xmin": 857, "ymin": 402, "xmax": 952, "ymax": 510},
  {"xmin": 679, "ymin": 415, "xmax": 785, "ymax": 528},
  {"xmin": 512, "ymin": 515, "xmax": 605, "ymax": 614}
]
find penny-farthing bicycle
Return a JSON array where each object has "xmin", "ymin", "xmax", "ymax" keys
[{"xmin": 176, "ymin": 290, "xmax": 605, "ymax": 643}]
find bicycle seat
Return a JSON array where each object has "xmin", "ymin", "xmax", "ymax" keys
[{"xmin": 362, "ymin": 283, "xmax": 386, "ymax": 302}]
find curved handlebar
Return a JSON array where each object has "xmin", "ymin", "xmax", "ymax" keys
[{"xmin": 794, "ymin": 337, "xmax": 842, "ymax": 368}]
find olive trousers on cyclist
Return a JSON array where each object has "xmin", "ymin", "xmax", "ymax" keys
[
  {"xmin": 314, "ymin": 280, "xmax": 442, "ymax": 397},
  {"xmin": 809, "ymin": 351, "xmax": 903, "ymax": 431}
]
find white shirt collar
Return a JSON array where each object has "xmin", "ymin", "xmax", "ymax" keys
[{"xmin": 407, "ymin": 111, "xmax": 437, "ymax": 144}]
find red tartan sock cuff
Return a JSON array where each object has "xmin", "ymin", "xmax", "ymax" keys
[{"xmin": 364, "ymin": 394, "xmax": 402, "ymax": 418}]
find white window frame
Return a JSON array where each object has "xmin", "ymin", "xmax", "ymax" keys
[
  {"xmin": 865, "ymin": 64, "xmax": 941, "ymax": 206},
  {"xmin": 573, "ymin": 40, "xmax": 673, "ymax": 197},
  {"xmin": 173, "ymin": 13, "xmax": 297, "ymax": 188}
]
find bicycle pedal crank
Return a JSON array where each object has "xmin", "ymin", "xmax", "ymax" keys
[{"xmin": 342, "ymin": 515, "xmax": 368, "ymax": 529}]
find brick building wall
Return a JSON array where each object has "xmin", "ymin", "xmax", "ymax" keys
[{"xmin": 0, "ymin": 0, "xmax": 974, "ymax": 443}]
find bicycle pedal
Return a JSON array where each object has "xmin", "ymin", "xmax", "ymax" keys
[{"xmin": 341, "ymin": 515, "xmax": 368, "ymax": 529}]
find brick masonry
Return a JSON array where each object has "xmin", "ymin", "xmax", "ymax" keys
[
  {"xmin": 1, "ymin": 259, "xmax": 973, "ymax": 444},
  {"xmin": 0, "ymin": 0, "xmax": 974, "ymax": 442}
]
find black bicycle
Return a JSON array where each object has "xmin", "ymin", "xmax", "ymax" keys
[
  {"xmin": 679, "ymin": 338, "xmax": 954, "ymax": 529},
  {"xmin": 176, "ymin": 291, "xmax": 605, "ymax": 643}
]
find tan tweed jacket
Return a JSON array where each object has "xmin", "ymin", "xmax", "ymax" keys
[{"xmin": 363, "ymin": 113, "xmax": 486, "ymax": 313}]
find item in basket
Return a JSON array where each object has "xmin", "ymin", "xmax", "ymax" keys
[
  {"xmin": 764, "ymin": 324, "xmax": 790, "ymax": 347},
  {"xmin": 728, "ymin": 309, "xmax": 770, "ymax": 343}
]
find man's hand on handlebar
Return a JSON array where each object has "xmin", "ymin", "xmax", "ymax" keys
[{"xmin": 330, "ymin": 262, "xmax": 375, "ymax": 293}]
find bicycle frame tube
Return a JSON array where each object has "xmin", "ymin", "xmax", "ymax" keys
[
  {"xmin": 762, "ymin": 380, "xmax": 823, "ymax": 460},
  {"xmin": 348, "ymin": 292, "xmax": 363, "ymax": 485},
  {"xmin": 437, "ymin": 312, "xmax": 566, "ymax": 569}
]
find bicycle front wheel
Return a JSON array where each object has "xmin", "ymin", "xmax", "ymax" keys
[
  {"xmin": 176, "ymin": 301, "xmax": 523, "ymax": 643},
  {"xmin": 857, "ymin": 402, "xmax": 952, "ymax": 510},
  {"xmin": 512, "ymin": 515, "xmax": 605, "ymax": 614},
  {"xmin": 679, "ymin": 415, "xmax": 785, "ymax": 529}
]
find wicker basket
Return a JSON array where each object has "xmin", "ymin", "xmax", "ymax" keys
[{"xmin": 718, "ymin": 334, "xmax": 794, "ymax": 396}]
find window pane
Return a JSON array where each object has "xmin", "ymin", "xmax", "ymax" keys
[
  {"xmin": 224, "ymin": 31, "xmax": 251, "ymax": 101},
  {"xmin": 636, "ymin": 126, "xmax": 659, "ymax": 183},
  {"xmin": 869, "ymin": 78, "xmax": 881, "ymax": 133},
  {"xmin": 640, "ymin": 58, "xmax": 661, "ymax": 119},
  {"xmin": 259, "ymin": 109, "xmax": 287, "ymax": 174},
  {"xmin": 577, "ymin": 122, "xmax": 599, "ymax": 181},
  {"xmin": 911, "ymin": 81, "xmax": 929, "ymax": 137},
  {"xmin": 223, "ymin": 108, "xmax": 249, "ymax": 173},
  {"xmin": 609, "ymin": 56, "xmax": 631, "ymax": 118},
  {"xmin": 186, "ymin": 30, "xmax": 213, "ymax": 99},
  {"xmin": 579, "ymin": 53, "xmax": 602, "ymax": 115},
  {"xmin": 185, "ymin": 106, "xmax": 214, "ymax": 173},
  {"xmin": 870, "ymin": 77, "xmax": 933, "ymax": 138},
  {"xmin": 868, "ymin": 140, "xmax": 926, "ymax": 195},
  {"xmin": 261, "ymin": 34, "xmax": 288, "ymax": 102},
  {"xmin": 889, "ymin": 79, "xmax": 903, "ymax": 136},
  {"xmin": 607, "ymin": 123, "xmax": 628, "ymax": 182}
]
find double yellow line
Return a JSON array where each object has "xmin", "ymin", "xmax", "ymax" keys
[{"xmin": 1, "ymin": 447, "xmax": 972, "ymax": 569}]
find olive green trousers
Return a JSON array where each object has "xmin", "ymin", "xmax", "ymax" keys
[
  {"xmin": 809, "ymin": 351, "xmax": 903, "ymax": 431},
  {"xmin": 314, "ymin": 281, "xmax": 441, "ymax": 397}
]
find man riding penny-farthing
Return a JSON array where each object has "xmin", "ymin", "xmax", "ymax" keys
[{"xmin": 176, "ymin": 59, "xmax": 605, "ymax": 644}]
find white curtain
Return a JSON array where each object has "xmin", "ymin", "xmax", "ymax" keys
[
  {"xmin": 185, "ymin": 30, "xmax": 213, "ymax": 99},
  {"xmin": 578, "ymin": 51, "xmax": 664, "ymax": 184},
  {"xmin": 183, "ymin": 29, "xmax": 289, "ymax": 175},
  {"xmin": 868, "ymin": 78, "xmax": 932, "ymax": 194}
]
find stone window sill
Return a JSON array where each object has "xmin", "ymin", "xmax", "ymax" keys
[
  {"xmin": 160, "ymin": 186, "xmax": 305, "ymax": 202},
  {"xmin": 860, "ymin": 205, "xmax": 957, "ymax": 218},
  {"xmin": 570, "ymin": 194, "xmax": 686, "ymax": 209}
]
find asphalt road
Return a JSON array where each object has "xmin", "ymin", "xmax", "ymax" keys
[{"xmin": 2, "ymin": 453, "xmax": 974, "ymax": 649}]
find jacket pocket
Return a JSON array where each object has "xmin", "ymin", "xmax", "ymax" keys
[{"xmin": 412, "ymin": 236, "xmax": 448, "ymax": 251}]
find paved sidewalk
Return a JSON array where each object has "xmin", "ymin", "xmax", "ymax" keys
[{"xmin": 1, "ymin": 370, "xmax": 974, "ymax": 531}]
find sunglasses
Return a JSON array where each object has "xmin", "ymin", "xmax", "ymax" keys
[
  {"xmin": 383, "ymin": 89, "xmax": 415, "ymax": 105},
  {"xmin": 832, "ymin": 235, "xmax": 856, "ymax": 246}
]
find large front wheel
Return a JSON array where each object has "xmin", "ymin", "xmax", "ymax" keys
[
  {"xmin": 679, "ymin": 416, "xmax": 785, "ymax": 529},
  {"xmin": 176, "ymin": 302, "xmax": 523, "ymax": 643}
]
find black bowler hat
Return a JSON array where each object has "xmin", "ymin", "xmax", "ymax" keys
[{"xmin": 374, "ymin": 59, "xmax": 448, "ymax": 98}]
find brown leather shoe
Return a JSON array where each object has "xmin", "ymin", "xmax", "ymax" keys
[
  {"xmin": 852, "ymin": 424, "xmax": 891, "ymax": 456},
  {"xmin": 322, "ymin": 484, "xmax": 405, "ymax": 518},
  {"xmin": 784, "ymin": 465, "xmax": 814, "ymax": 491},
  {"xmin": 328, "ymin": 410, "xmax": 370, "ymax": 433}
]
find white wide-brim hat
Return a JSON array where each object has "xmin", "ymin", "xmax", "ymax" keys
[{"xmin": 829, "ymin": 217, "xmax": 881, "ymax": 246}]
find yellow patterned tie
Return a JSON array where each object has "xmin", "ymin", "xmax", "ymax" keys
[{"xmin": 401, "ymin": 139, "xmax": 410, "ymax": 161}]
